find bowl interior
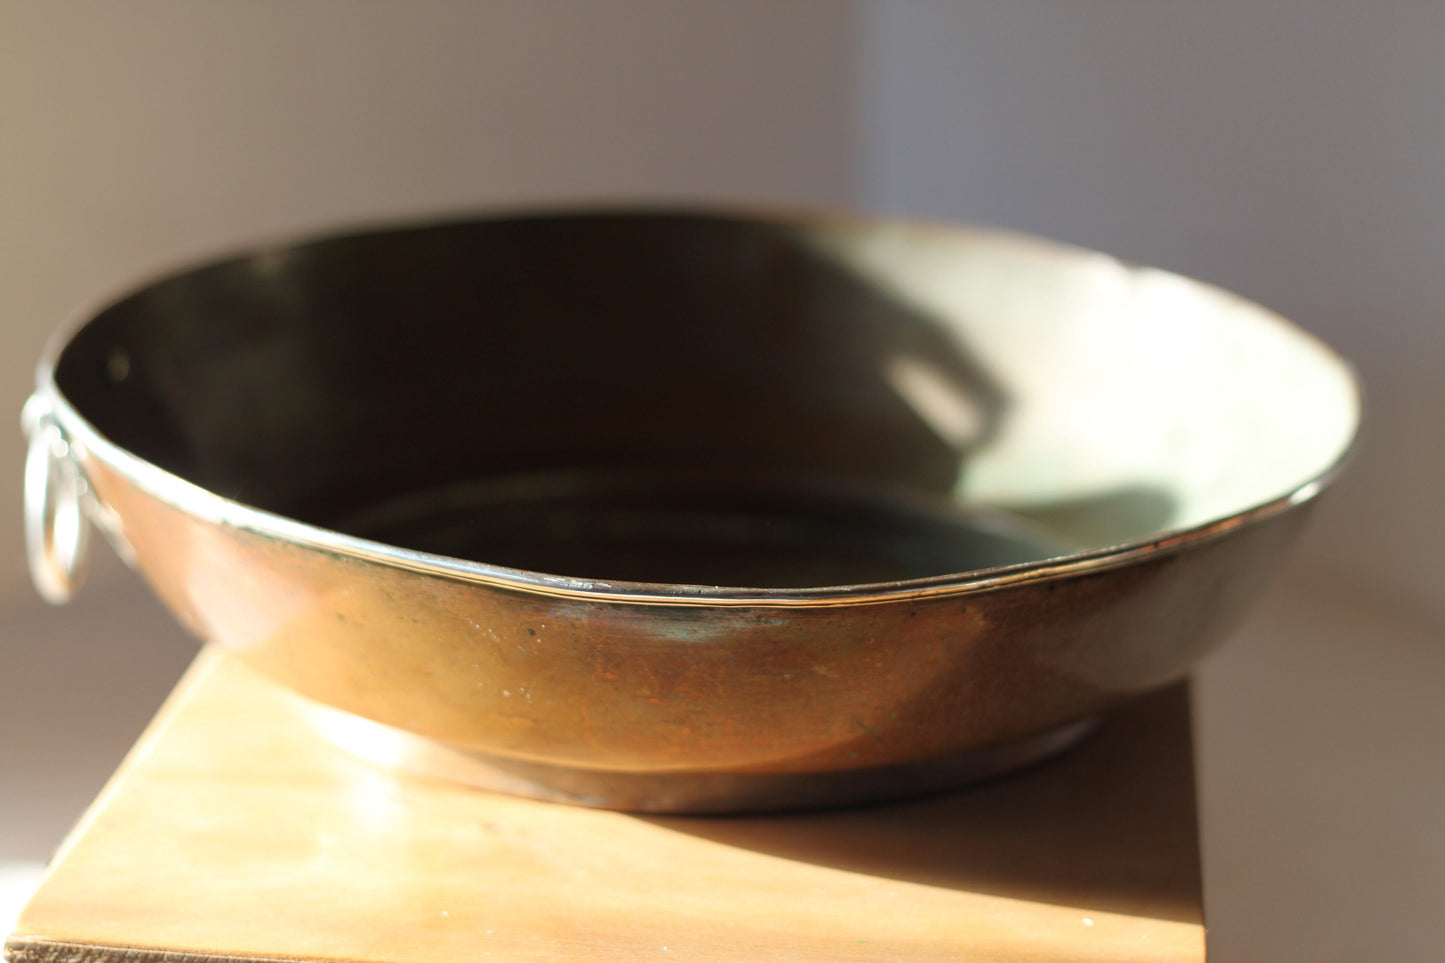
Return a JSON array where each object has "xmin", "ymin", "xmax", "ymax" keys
[{"xmin": 53, "ymin": 210, "xmax": 1359, "ymax": 589}]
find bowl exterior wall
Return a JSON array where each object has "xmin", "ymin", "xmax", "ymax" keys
[{"xmin": 81, "ymin": 450, "xmax": 1308, "ymax": 777}]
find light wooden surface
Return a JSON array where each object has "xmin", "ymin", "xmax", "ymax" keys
[{"xmin": 7, "ymin": 648, "xmax": 1204, "ymax": 963}]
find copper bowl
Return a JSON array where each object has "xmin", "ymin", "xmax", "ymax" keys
[{"xmin": 24, "ymin": 207, "xmax": 1359, "ymax": 811}]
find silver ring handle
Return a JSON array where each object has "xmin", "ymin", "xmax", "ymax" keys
[{"xmin": 22, "ymin": 395, "xmax": 92, "ymax": 604}]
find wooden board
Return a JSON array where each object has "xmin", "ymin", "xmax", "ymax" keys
[{"xmin": 6, "ymin": 648, "xmax": 1204, "ymax": 962}]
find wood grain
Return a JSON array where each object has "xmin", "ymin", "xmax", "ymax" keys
[{"xmin": 6, "ymin": 648, "xmax": 1203, "ymax": 962}]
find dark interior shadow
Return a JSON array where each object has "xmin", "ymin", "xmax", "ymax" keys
[
  {"xmin": 643, "ymin": 684, "xmax": 1202, "ymax": 924},
  {"xmin": 59, "ymin": 212, "xmax": 1005, "ymax": 526},
  {"xmin": 55, "ymin": 211, "xmax": 1191, "ymax": 586},
  {"xmin": 55, "ymin": 212, "xmax": 1195, "ymax": 585}
]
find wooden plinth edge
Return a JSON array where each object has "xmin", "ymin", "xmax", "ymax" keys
[{"xmin": 7, "ymin": 648, "xmax": 1205, "ymax": 962}]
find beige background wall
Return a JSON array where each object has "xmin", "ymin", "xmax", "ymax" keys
[
  {"xmin": 0, "ymin": 0, "xmax": 856, "ymax": 609},
  {"xmin": 3, "ymin": 3, "xmax": 1442, "ymax": 960},
  {"xmin": 860, "ymin": 5, "xmax": 1444, "ymax": 959}
]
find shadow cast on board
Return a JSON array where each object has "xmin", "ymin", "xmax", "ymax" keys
[{"xmin": 643, "ymin": 684, "xmax": 1203, "ymax": 925}]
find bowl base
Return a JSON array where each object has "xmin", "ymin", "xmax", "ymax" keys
[{"xmin": 305, "ymin": 703, "xmax": 1098, "ymax": 813}]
